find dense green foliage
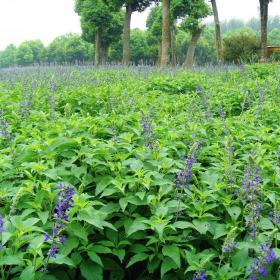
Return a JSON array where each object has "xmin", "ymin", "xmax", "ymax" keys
[
  {"xmin": 223, "ymin": 33, "xmax": 260, "ymax": 64},
  {"xmin": 0, "ymin": 64, "xmax": 280, "ymax": 279},
  {"xmin": 0, "ymin": 12, "xmax": 280, "ymax": 68}
]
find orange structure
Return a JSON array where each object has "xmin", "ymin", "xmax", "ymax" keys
[{"xmin": 267, "ymin": 46, "xmax": 280, "ymax": 57}]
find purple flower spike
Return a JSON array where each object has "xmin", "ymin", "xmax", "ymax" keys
[
  {"xmin": 45, "ymin": 183, "xmax": 75, "ymax": 258},
  {"xmin": 192, "ymin": 271, "xmax": 207, "ymax": 280}
]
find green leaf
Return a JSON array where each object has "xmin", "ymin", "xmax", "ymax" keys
[
  {"xmin": 227, "ymin": 206, "xmax": 241, "ymax": 221},
  {"xmin": 161, "ymin": 257, "xmax": 177, "ymax": 278},
  {"xmin": 259, "ymin": 218, "xmax": 274, "ymax": 230},
  {"xmin": 88, "ymin": 251, "xmax": 103, "ymax": 267},
  {"xmin": 49, "ymin": 255, "xmax": 75, "ymax": 267},
  {"xmin": 119, "ymin": 197, "xmax": 128, "ymax": 211},
  {"xmin": 2, "ymin": 232, "xmax": 12, "ymax": 245},
  {"xmin": 172, "ymin": 221, "xmax": 193, "ymax": 229},
  {"xmin": 162, "ymin": 245, "xmax": 181, "ymax": 268},
  {"xmin": 192, "ymin": 220, "xmax": 210, "ymax": 234},
  {"xmin": 213, "ymin": 224, "xmax": 228, "ymax": 239},
  {"xmin": 38, "ymin": 211, "xmax": 49, "ymax": 225},
  {"xmin": 126, "ymin": 219, "xmax": 149, "ymax": 236},
  {"xmin": 20, "ymin": 266, "xmax": 35, "ymax": 280},
  {"xmin": 266, "ymin": 192, "xmax": 276, "ymax": 204},
  {"xmin": 112, "ymin": 249, "xmax": 125, "ymax": 262},
  {"xmin": 60, "ymin": 237, "xmax": 79, "ymax": 256},
  {"xmin": 201, "ymin": 171, "xmax": 219, "ymax": 187},
  {"xmin": 0, "ymin": 255, "xmax": 24, "ymax": 266},
  {"xmin": 22, "ymin": 218, "xmax": 40, "ymax": 228},
  {"xmin": 92, "ymin": 245, "xmax": 111, "ymax": 254},
  {"xmin": 68, "ymin": 222, "xmax": 88, "ymax": 241},
  {"xmin": 124, "ymin": 158, "xmax": 143, "ymax": 172},
  {"xmin": 78, "ymin": 207, "xmax": 108, "ymax": 230},
  {"xmin": 126, "ymin": 253, "xmax": 148, "ymax": 268},
  {"xmin": 95, "ymin": 176, "xmax": 112, "ymax": 196},
  {"xmin": 232, "ymin": 249, "xmax": 249, "ymax": 269},
  {"xmin": 80, "ymin": 260, "xmax": 103, "ymax": 280}
]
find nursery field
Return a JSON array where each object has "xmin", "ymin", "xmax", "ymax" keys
[{"xmin": 1, "ymin": 64, "xmax": 280, "ymax": 280}]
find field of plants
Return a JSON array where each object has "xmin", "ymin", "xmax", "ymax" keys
[{"xmin": 0, "ymin": 64, "xmax": 280, "ymax": 280}]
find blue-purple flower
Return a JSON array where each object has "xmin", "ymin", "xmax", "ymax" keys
[
  {"xmin": 248, "ymin": 243, "xmax": 277, "ymax": 279},
  {"xmin": 45, "ymin": 183, "xmax": 76, "ymax": 258},
  {"xmin": 222, "ymin": 240, "xmax": 237, "ymax": 253},
  {"xmin": 0, "ymin": 214, "xmax": 3, "ymax": 234},
  {"xmin": 141, "ymin": 114, "xmax": 157, "ymax": 149},
  {"xmin": 192, "ymin": 271, "xmax": 207, "ymax": 280},
  {"xmin": 0, "ymin": 214, "xmax": 3, "ymax": 251},
  {"xmin": 175, "ymin": 142, "xmax": 201, "ymax": 199},
  {"xmin": 175, "ymin": 157, "xmax": 196, "ymax": 191},
  {"xmin": 0, "ymin": 109, "xmax": 9, "ymax": 139},
  {"xmin": 241, "ymin": 161, "xmax": 262, "ymax": 237}
]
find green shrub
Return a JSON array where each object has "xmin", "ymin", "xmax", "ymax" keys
[{"xmin": 222, "ymin": 34, "xmax": 260, "ymax": 64}]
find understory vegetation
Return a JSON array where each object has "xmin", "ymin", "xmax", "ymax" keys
[{"xmin": 0, "ymin": 65, "xmax": 280, "ymax": 279}]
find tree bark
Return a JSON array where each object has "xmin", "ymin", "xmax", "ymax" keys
[
  {"xmin": 101, "ymin": 44, "xmax": 109, "ymax": 65},
  {"xmin": 211, "ymin": 0, "xmax": 223, "ymax": 65},
  {"xmin": 123, "ymin": 4, "xmax": 133, "ymax": 65},
  {"xmin": 157, "ymin": 44, "xmax": 162, "ymax": 66},
  {"xmin": 259, "ymin": 0, "xmax": 269, "ymax": 62},
  {"xmin": 170, "ymin": 24, "xmax": 177, "ymax": 66},
  {"xmin": 160, "ymin": 0, "xmax": 170, "ymax": 66},
  {"xmin": 95, "ymin": 29, "xmax": 101, "ymax": 66},
  {"xmin": 184, "ymin": 27, "xmax": 204, "ymax": 67}
]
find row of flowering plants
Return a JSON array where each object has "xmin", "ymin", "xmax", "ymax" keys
[{"xmin": 0, "ymin": 65, "xmax": 280, "ymax": 279}]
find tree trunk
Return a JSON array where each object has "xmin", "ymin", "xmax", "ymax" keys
[
  {"xmin": 95, "ymin": 29, "xmax": 101, "ymax": 66},
  {"xmin": 171, "ymin": 24, "xmax": 177, "ymax": 66},
  {"xmin": 259, "ymin": 0, "xmax": 269, "ymax": 62},
  {"xmin": 160, "ymin": 0, "xmax": 170, "ymax": 66},
  {"xmin": 211, "ymin": 0, "xmax": 223, "ymax": 65},
  {"xmin": 157, "ymin": 44, "xmax": 162, "ymax": 66},
  {"xmin": 101, "ymin": 44, "xmax": 109, "ymax": 65},
  {"xmin": 123, "ymin": 4, "xmax": 133, "ymax": 65},
  {"xmin": 184, "ymin": 27, "xmax": 204, "ymax": 67}
]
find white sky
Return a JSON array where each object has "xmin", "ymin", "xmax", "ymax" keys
[{"xmin": 0, "ymin": 0, "xmax": 280, "ymax": 51}]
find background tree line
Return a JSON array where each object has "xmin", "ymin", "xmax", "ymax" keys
[{"xmin": 0, "ymin": 2, "xmax": 279, "ymax": 68}]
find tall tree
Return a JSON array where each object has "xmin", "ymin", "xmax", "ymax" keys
[
  {"xmin": 75, "ymin": 0, "xmax": 122, "ymax": 66},
  {"xmin": 184, "ymin": 24, "xmax": 205, "ymax": 67},
  {"xmin": 111, "ymin": 0, "xmax": 156, "ymax": 65},
  {"xmin": 0, "ymin": 44, "xmax": 16, "ymax": 67},
  {"xmin": 146, "ymin": 5, "xmax": 162, "ymax": 64},
  {"xmin": 160, "ymin": 0, "xmax": 170, "ymax": 66},
  {"xmin": 259, "ymin": 0, "xmax": 272, "ymax": 61},
  {"xmin": 174, "ymin": 0, "xmax": 210, "ymax": 67},
  {"xmin": 210, "ymin": 0, "xmax": 222, "ymax": 64}
]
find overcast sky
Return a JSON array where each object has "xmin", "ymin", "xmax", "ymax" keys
[{"xmin": 0, "ymin": 0, "xmax": 280, "ymax": 51}]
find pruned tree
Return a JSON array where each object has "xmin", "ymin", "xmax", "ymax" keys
[
  {"xmin": 160, "ymin": 0, "xmax": 170, "ymax": 66},
  {"xmin": 110, "ymin": 0, "xmax": 157, "ymax": 65},
  {"xmin": 210, "ymin": 0, "xmax": 222, "ymax": 64},
  {"xmin": 146, "ymin": 5, "xmax": 163, "ymax": 64},
  {"xmin": 75, "ymin": 0, "xmax": 123, "ymax": 66},
  {"xmin": 259, "ymin": 0, "xmax": 272, "ymax": 61},
  {"xmin": 184, "ymin": 24, "xmax": 205, "ymax": 67},
  {"xmin": 173, "ymin": 0, "xmax": 210, "ymax": 67}
]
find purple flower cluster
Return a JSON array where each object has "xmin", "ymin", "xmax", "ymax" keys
[
  {"xmin": 45, "ymin": 183, "xmax": 75, "ymax": 258},
  {"xmin": 0, "ymin": 214, "xmax": 3, "ymax": 250},
  {"xmin": 175, "ymin": 157, "xmax": 196, "ymax": 191},
  {"xmin": 222, "ymin": 240, "xmax": 237, "ymax": 253},
  {"xmin": 0, "ymin": 109, "xmax": 9, "ymax": 139},
  {"xmin": 241, "ymin": 162, "xmax": 262, "ymax": 237},
  {"xmin": 49, "ymin": 80, "xmax": 58, "ymax": 111},
  {"xmin": 248, "ymin": 243, "xmax": 277, "ymax": 279},
  {"xmin": 175, "ymin": 142, "xmax": 201, "ymax": 198},
  {"xmin": 141, "ymin": 115, "xmax": 157, "ymax": 149},
  {"xmin": 269, "ymin": 210, "xmax": 280, "ymax": 223},
  {"xmin": 192, "ymin": 271, "xmax": 207, "ymax": 280}
]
